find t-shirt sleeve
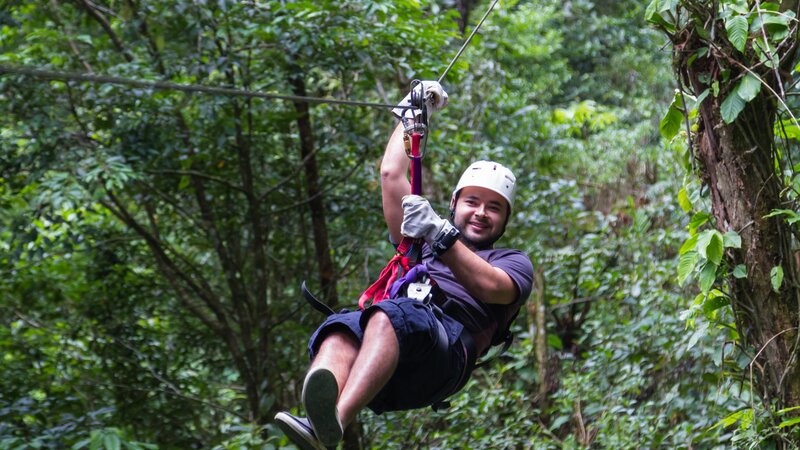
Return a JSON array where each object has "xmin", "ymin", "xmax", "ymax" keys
[{"xmin": 493, "ymin": 251, "xmax": 534, "ymax": 303}]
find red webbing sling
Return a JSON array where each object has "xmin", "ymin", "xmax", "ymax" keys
[{"xmin": 358, "ymin": 125, "xmax": 426, "ymax": 309}]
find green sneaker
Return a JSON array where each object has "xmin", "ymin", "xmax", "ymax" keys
[{"xmin": 302, "ymin": 367, "xmax": 343, "ymax": 448}]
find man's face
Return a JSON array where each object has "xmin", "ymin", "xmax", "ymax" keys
[{"xmin": 451, "ymin": 186, "xmax": 509, "ymax": 250}]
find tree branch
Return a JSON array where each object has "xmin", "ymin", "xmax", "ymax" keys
[
  {"xmin": 145, "ymin": 169, "xmax": 247, "ymax": 194},
  {"xmin": 76, "ymin": 0, "xmax": 134, "ymax": 62}
]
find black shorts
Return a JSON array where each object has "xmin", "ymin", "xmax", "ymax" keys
[{"xmin": 308, "ymin": 298, "xmax": 468, "ymax": 413}]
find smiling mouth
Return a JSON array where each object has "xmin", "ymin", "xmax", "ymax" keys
[{"xmin": 469, "ymin": 221, "xmax": 489, "ymax": 231}]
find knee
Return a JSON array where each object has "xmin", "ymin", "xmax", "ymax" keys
[
  {"xmin": 366, "ymin": 310, "xmax": 394, "ymax": 333},
  {"xmin": 321, "ymin": 330, "xmax": 359, "ymax": 350}
]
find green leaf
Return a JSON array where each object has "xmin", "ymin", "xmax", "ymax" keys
[
  {"xmin": 776, "ymin": 122, "xmax": 800, "ymax": 141},
  {"xmin": 90, "ymin": 431, "xmax": 103, "ymax": 450},
  {"xmin": 694, "ymin": 19, "xmax": 711, "ymax": 39},
  {"xmin": 178, "ymin": 175, "xmax": 190, "ymax": 190},
  {"xmin": 696, "ymin": 229, "xmax": 723, "ymax": 263},
  {"xmin": 660, "ymin": 104, "xmax": 684, "ymax": 140},
  {"xmin": 721, "ymin": 0, "xmax": 749, "ymax": 15},
  {"xmin": 72, "ymin": 439, "xmax": 91, "ymax": 450},
  {"xmin": 733, "ymin": 264, "xmax": 747, "ymax": 278},
  {"xmin": 678, "ymin": 250, "xmax": 699, "ymax": 286},
  {"xmin": 689, "ymin": 211, "xmax": 710, "ymax": 234},
  {"xmin": 687, "ymin": 320, "xmax": 709, "ymax": 350},
  {"xmin": 764, "ymin": 208, "xmax": 794, "ymax": 218},
  {"xmin": 702, "ymin": 372, "xmax": 720, "ymax": 383},
  {"xmin": 751, "ymin": 10, "xmax": 793, "ymax": 40},
  {"xmin": 756, "ymin": 40, "xmax": 779, "ymax": 68},
  {"xmin": 771, "ymin": 265, "xmax": 784, "ymax": 292},
  {"xmin": 702, "ymin": 294, "xmax": 730, "ymax": 316},
  {"xmin": 688, "ymin": 47, "xmax": 709, "ymax": 66},
  {"xmin": 778, "ymin": 405, "xmax": 800, "ymax": 415},
  {"xmin": 778, "ymin": 417, "xmax": 800, "ymax": 429},
  {"xmin": 707, "ymin": 233, "xmax": 724, "ymax": 264},
  {"xmin": 759, "ymin": 1, "xmax": 780, "ymax": 12},
  {"xmin": 699, "ymin": 261, "xmax": 718, "ymax": 293},
  {"xmin": 709, "ymin": 408, "xmax": 752, "ymax": 430},
  {"xmin": 693, "ymin": 88, "xmax": 710, "ymax": 110},
  {"xmin": 645, "ymin": 0, "xmax": 678, "ymax": 33},
  {"xmin": 678, "ymin": 188, "xmax": 693, "ymax": 212},
  {"xmin": 547, "ymin": 333, "xmax": 563, "ymax": 350},
  {"xmin": 104, "ymin": 433, "xmax": 121, "ymax": 450},
  {"xmin": 725, "ymin": 15, "xmax": 749, "ymax": 53},
  {"xmin": 680, "ymin": 234, "xmax": 699, "ymax": 255},
  {"xmin": 737, "ymin": 73, "xmax": 761, "ymax": 101},
  {"xmin": 764, "ymin": 208, "xmax": 800, "ymax": 224},
  {"xmin": 723, "ymin": 230, "xmax": 742, "ymax": 248},
  {"xmin": 721, "ymin": 89, "xmax": 746, "ymax": 124}
]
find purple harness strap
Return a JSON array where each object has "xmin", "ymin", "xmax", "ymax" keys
[{"xmin": 388, "ymin": 262, "xmax": 430, "ymax": 299}]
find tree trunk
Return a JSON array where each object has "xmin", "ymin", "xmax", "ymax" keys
[
  {"xmin": 529, "ymin": 266, "xmax": 549, "ymax": 405},
  {"xmin": 454, "ymin": 0, "xmax": 480, "ymax": 35},
  {"xmin": 288, "ymin": 74, "xmax": 339, "ymax": 306},
  {"xmin": 678, "ymin": 41, "xmax": 800, "ymax": 408}
]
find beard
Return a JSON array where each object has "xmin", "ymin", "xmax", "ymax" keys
[
  {"xmin": 454, "ymin": 219, "xmax": 506, "ymax": 250},
  {"xmin": 460, "ymin": 234, "xmax": 496, "ymax": 250}
]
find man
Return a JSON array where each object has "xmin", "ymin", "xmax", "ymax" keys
[{"xmin": 275, "ymin": 82, "xmax": 533, "ymax": 450}]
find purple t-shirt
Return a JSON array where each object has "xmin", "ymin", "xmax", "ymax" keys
[{"xmin": 422, "ymin": 244, "xmax": 534, "ymax": 355}]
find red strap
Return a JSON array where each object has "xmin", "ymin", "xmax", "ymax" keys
[
  {"xmin": 358, "ymin": 253, "xmax": 414, "ymax": 309},
  {"xmin": 396, "ymin": 236, "xmax": 415, "ymax": 255}
]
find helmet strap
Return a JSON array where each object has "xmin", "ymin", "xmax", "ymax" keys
[{"xmin": 449, "ymin": 193, "xmax": 458, "ymax": 221}]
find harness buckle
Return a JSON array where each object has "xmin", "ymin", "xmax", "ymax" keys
[{"xmin": 406, "ymin": 281, "xmax": 433, "ymax": 304}]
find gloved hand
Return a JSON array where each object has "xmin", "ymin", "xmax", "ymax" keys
[
  {"xmin": 401, "ymin": 194, "xmax": 455, "ymax": 243},
  {"xmin": 392, "ymin": 81, "xmax": 449, "ymax": 120}
]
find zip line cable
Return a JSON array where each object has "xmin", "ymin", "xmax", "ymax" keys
[
  {"xmin": 438, "ymin": 0, "xmax": 500, "ymax": 84},
  {"xmin": 0, "ymin": 1, "xmax": 499, "ymax": 108},
  {"xmin": 0, "ymin": 64, "xmax": 402, "ymax": 109}
]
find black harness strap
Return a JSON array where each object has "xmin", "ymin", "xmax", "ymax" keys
[{"xmin": 301, "ymin": 281, "xmax": 336, "ymax": 317}]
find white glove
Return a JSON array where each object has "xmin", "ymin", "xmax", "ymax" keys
[
  {"xmin": 401, "ymin": 194, "xmax": 454, "ymax": 243},
  {"xmin": 392, "ymin": 81, "xmax": 449, "ymax": 120}
]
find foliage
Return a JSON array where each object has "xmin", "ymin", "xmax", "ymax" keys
[{"xmin": 0, "ymin": 0, "xmax": 773, "ymax": 448}]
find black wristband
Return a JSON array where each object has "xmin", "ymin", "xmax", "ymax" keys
[{"xmin": 432, "ymin": 225, "xmax": 461, "ymax": 258}]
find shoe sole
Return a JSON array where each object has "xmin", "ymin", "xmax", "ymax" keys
[
  {"xmin": 274, "ymin": 412, "xmax": 325, "ymax": 450},
  {"xmin": 303, "ymin": 368, "xmax": 342, "ymax": 447}
]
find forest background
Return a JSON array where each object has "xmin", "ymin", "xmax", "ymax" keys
[{"xmin": 2, "ymin": 0, "xmax": 800, "ymax": 448}]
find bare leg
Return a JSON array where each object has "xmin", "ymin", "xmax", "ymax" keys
[
  {"xmin": 336, "ymin": 310, "xmax": 400, "ymax": 427},
  {"xmin": 309, "ymin": 330, "xmax": 359, "ymax": 397}
]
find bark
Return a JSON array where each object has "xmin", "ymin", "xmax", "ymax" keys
[
  {"xmin": 528, "ymin": 267, "xmax": 549, "ymax": 405},
  {"xmin": 676, "ymin": 29, "xmax": 800, "ymax": 409},
  {"xmin": 454, "ymin": 0, "xmax": 480, "ymax": 35},
  {"xmin": 288, "ymin": 73, "xmax": 339, "ymax": 306}
]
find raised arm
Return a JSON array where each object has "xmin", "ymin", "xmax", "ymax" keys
[
  {"xmin": 380, "ymin": 122, "xmax": 411, "ymax": 244},
  {"xmin": 380, "ymin": 81, "xmax": 449, "ymax": 244}
]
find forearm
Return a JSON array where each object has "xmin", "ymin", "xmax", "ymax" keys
[
  {"xmin": 381, "ymin": 122, "xmax": 410, "ymax": 179},
  {"xmin": 381, "ymin": 122, "xmax": 411, "ymax": 243},
  {"xmin": 438, "ymin": 242, "xmax": 518, "ymax": 305}
]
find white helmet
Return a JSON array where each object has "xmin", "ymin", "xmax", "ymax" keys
[{"xmin": 453, "ymin": 160, "xmax": 516, "ymax": 211}]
